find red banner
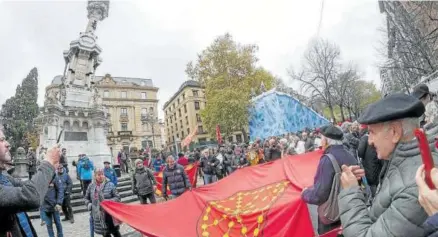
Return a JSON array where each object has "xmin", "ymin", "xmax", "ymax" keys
[
  {"xmin": 216, "ymin": 125, "xmax": 222, "ymax": 145},
  {"xmin": 102, "ymin": 151, "xmax": 326, "ymax": 237},
  {"xmin": 154, "ymin": 163, "xmax": 198, "ymax": 196}
]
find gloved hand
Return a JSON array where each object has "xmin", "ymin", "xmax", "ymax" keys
[
  {"xmin": 55, "ymin": 205, "xmax": 62, "ymax": 212},
  {"xmin": 87, "ymin": 203, "xmax": 92, "ymax": 211}
]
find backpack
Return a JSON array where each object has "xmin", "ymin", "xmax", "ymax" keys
[
  {"xmin": 83, "ymin": 159, "xmax": 91, "ymax": 170},
  {"xmin": 317, "ymin": 153, "xmax": 341, "ymax": 225}
]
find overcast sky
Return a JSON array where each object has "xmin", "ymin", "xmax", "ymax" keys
[{"xmin": 0, "ymin": 0, "xmax": 385, "ymax": 119}]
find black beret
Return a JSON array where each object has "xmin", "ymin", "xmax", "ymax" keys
[
  {"xmin": 412, "ymin": 84, "xmax": 430, "ymax": 99},
  {"xmin": 358, "ymin": 93, "xmax": 425, "ymax": 125},
  {"xmin": 320, "ymin": 125, "xmax": 343, "ymax": 140},
  {"xmin": 103, "ymin": 161, "xmax": 110, "ymax": 164}
]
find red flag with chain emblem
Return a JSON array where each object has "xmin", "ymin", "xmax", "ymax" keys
[
  {"xmin": 154, "ymin": 162, "xmax": 198, "ymax": 196},
  {"xmin": 102, "ymin": 151, "xmax": 325, "ymax": 237}
]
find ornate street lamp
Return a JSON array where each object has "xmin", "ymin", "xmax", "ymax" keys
[{"xmin": 141, "ymin": 112, "xmax": 158, "ymax": 148}]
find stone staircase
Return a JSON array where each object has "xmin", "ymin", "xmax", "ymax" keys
[{"xmin": 28, "ymin": 175, "xmax": 138, "ymax": 219}]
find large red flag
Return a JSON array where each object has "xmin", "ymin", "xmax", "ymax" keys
[
  {"xmin": 154, "ymin": 163, "xmax": 198, "ymax": 196},
  {"xmin": 102, "ymin": 151, "xmax": 326, "ymax": 237}
]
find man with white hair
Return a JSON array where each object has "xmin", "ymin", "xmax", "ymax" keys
[
  {"xmin": 0, "ymin": 126, "xmax": 61, "ymax": 236},
  {"xmin": 339, "ymin": 93, "xmax": 438, "ymax": 237},
  {"xmin": 301, "ymin": 125, "xmax": 357, "ymax": 235}
]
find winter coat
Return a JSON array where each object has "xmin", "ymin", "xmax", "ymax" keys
[
  {"xmin": 0, "ymin": 161, "xmax": 55, "ymax": 237},
  {"xmin": 132, "ymin": 167, "xmax": 157, "ymax": 195},
  {"xmin": 338, "ymin": 124, "xmax": 438, "ymax": 237},
  {"xmin": 41, "ymin": 175, "xmax": 64, "ymax": 212},
  {"xmin": 60, "ymin": 154, "xmax": 68, "ymax": 167},
  {"xmin": 343, "ymin": 132, "xmax": 360, "ymax": 157},
  {"xmin": 301, "ymin": 145, "xmax": 357, "ymax": 205},
  {"xmin": 162, "ymin": 164, "xmax": 191, "ymax": 196},
  {"xmin": 153, "ymin": 158, "xmax": 164, "ymax": 172},
  {"xmin": 424, "ymin": 213, "xmax": 438, "ymax": 237},
  {"xmin": 85, "ymin": 181, "xmax": 120, "ymax": 235},
  {"xmin": 199, "ymin": 156, "xmax": 219, "ymax": 175},
  {"xmin": 27, "ymin": 152, "xmax": 37, "ymax": 173},
  {"xmin": 230, "ymin": 155, "xmax": 249, "ymax": 171},
  {"xmin": 104, "ymin": 168, "xmax": 118, "ymax": 186},
  {"xmin": 357, "ymin": 134, "xmax": 383, "ymax": 187},
  {"xmin": 304, "ymin": 138, "xmax": 315, "ymax": 152},
  {"xmin": 265, "ymin": 146, "xmax": 282, "ymax": 161},
  {"xmin": 58, "ymin": 169, "xmax": 73, "ymax": 194},
  {"xmin": 78, "ymin": 157, "xmax": 94, "ymax": 181}
]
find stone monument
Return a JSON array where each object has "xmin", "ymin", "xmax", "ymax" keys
[
  {"xmin": 12, "ymin": 147, "xmax": 29, "ymax": 180},
  {"xmin": 35, "ymin": 0, "xmax": 112, "ymax": 168}
]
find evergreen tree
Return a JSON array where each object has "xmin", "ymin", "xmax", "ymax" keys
[{"xmin": 0, "ymin": 68, "xmax": 39, "ymax": 151}]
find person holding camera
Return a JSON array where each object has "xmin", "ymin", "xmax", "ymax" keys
[{"xmin": 0, "ymin": 127, "xmax": 61, "ymax": 237}]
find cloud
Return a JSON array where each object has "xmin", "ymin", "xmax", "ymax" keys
[{"xmin": 0, "ymin": 0, "xmax": 384, "ymax": 119}]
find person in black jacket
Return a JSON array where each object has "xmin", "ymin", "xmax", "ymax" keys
[
  {"xmin": 357, "ymin": 129, "xmax": 383, "ymax": 197},
  {"xmin": 199, "ymin": 149, "xmax": 219, "ymax": 185}
]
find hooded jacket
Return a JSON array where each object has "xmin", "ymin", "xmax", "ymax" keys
[{"xmin": 338, "ymin": 123, "xmax": 438, "ymax": 237}]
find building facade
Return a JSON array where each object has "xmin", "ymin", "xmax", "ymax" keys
[
  {"xmin": 95, "ymin": 74, "xmax": 162, "ymax": 154},
  {"xmin": 163, "ymin": 80, "xmax": 245, "ymax": 151},
  {"xmin": 379, "ymin": 1, "xmax": 438, "ymax": 95}
]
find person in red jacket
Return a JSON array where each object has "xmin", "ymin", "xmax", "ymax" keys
[{"xmin": 177, "ymin": 153, "xmax": 189, "ymax": 166}]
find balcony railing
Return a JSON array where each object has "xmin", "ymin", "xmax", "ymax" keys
[{"xmin": 117, "ymin": 131, "xmax": 132, "ymax": 137}]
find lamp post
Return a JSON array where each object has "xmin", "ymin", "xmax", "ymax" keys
[{"xmin": 141, "ymin": 112, "xmax": 158, "ymax": 148}]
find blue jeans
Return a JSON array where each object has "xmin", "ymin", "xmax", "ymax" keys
[
  {"xmin": 90, "ymin": 213, "xmax": 94, "ymax": 237},
  {"xmin": 45, "ymin": 211, "xmax": 63, "ymax": 237},
  {"xmin": 203, "ymin": 174, "xmax": 217, "ymax": 185},
  {"xmin": 40, "ymin": 209, "xmax": 47, "ymax": 223}
]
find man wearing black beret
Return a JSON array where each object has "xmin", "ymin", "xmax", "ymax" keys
[
  {"xmin": 338, "ymin": 93, "xmax": 438, "ymax": 237},
  {"xmin": 301, "ymin": 124, "xmax": 357, "ymax": 235}
]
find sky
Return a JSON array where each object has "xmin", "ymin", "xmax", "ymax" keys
[{"xmin": 0, "ymin": 0, "xmax": 385, "ymax": 120}]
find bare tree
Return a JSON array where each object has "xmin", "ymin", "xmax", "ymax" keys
[
  {"xmin": 289, "ymin": 39, "xmax": 340, "ymax": 122},
  {"xmin": 331, "ymin": 66, "xmax": 360, "ymax": 121},
  {"xmin": 379, "ymin": 1, "xmax": 438, "ymax": 93}
]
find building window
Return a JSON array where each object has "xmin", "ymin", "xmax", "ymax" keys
[
  {"xmin": 176, "ymin": 123, "xmax": 178, "ymax": 131},
  {"xmin": 236, "ymin": 134, "xmax": 243, "ymax": 143},
  {"xmin": 141, "ymin": 108, "xmax": 147, "ymax": 115},
  {"xmin": 187, "ymin": 128, "xmax": 190, "ymax": 134},
  {"xmin": 176, "ymin": 133, "xmax": 179, "ymax": 138},
  {"xmin": 141, "ymin": 92, "xmax": 147, "ymax": 99},
  {"xmin": 184, "ymin": 104, "xmax": 187, "ymax": 113},
  {"xmin": 103, "ymin": 90, "xmax": 109, "ymax": 98},
  {"xmin": 182, "ymin": 93, "xmax": 185, "ymax": 100},
  {"xmin": 194, "ymin": 101, "xmax": 200, "ymax": 110},
  {"xmin": 121, "ymin": 108, "xmax": 127, "ymax": 115},
  {"xmin": 198, "ymin": 126, "xmax": 204, "ymax": 133},
  {"xmin": 185, "ymin": 116, "xmax": 188, "ymax": 125},
  {"xmin": 193, "ymin": 90, "xmax": 199, "ymax": 97},
  {"xmin": 149, "ymin": 107, "xmax": 154, "ymax": 113},
  {"xmin": 182, "ymin": 131, "xmax": 185, "ymax": 138},
  {"xmin": 196, "ymin": 114, "xmax": 202, "ymax": 122},
  {"xmin": 177, "ymin": 98, "xmax": 180, "ymax": 104},
  {"xmin": 180, "ymin": 120, "xmax": 183, "ymax": 129},
  {"xmin": 228, "ymin": 136, "xmax": 233, "ymax": 143},
  {"xmin": 121, "ymin": 123, "xmax": 128, "ymax": 131},
  {"xmin": 178, "ymin": 109, "xmax": 181, "ymax": 117},
  {"xmin": 121, "ymin": 91, "xmax": 127, "ymax": 98}
]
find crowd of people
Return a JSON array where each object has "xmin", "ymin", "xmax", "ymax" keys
[{"xmin": 3, "ymin": 83, "xmax": 438, "ymax": 237}]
